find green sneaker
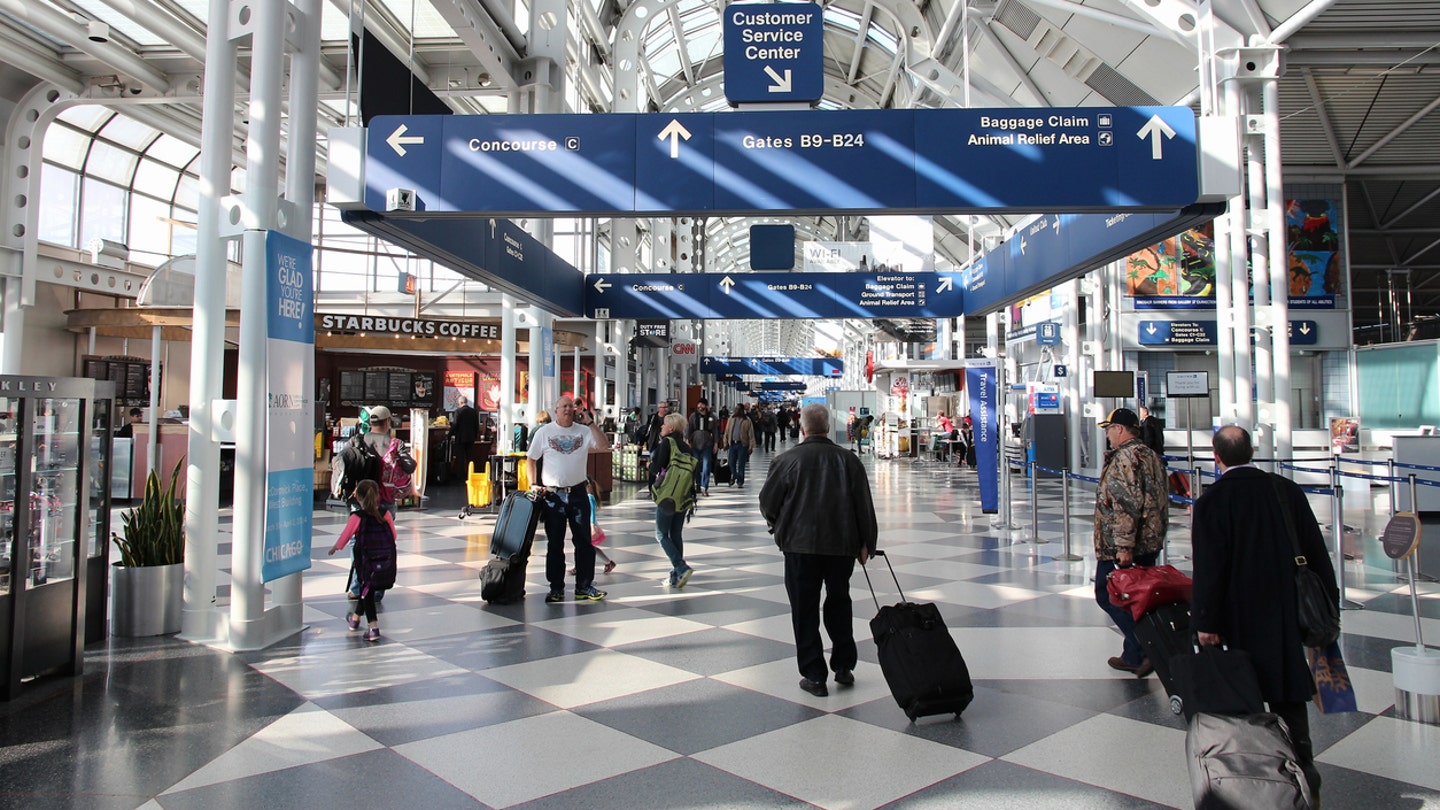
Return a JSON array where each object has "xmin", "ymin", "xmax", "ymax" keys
[
  {"xmin": 574, "ymin": 586, "xmax": 607, "ymax": 602},
  {"xmin": 545, "ymin": 591, "xmax": 565, "ymax": 603},
  {"xmin": 675, "ymin": 567, "xmax": 694, "ymax": 589}
]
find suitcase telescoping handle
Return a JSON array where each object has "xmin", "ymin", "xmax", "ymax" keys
[{"xmin": 860, "ymin": 549, "xmax": 907, "ymax": 611}]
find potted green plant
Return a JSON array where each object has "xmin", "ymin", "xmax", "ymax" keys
[{"xmin": 110, "ymin": 458, "xmax": 186, "ymax": 636}]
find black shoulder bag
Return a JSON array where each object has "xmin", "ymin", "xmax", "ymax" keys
[{"xmin": 1272, "ymin": 475, "xmax": 1341, "ymax": 647}]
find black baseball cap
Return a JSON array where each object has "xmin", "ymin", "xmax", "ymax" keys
[{"xmin": 1098, "ymin": 407, "xmax": 1139, "ymax": 429}]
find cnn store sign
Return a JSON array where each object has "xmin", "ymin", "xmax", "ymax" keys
[{"xmin": 671, "ymin": 341, "xmax": 698, "ymax": 362}]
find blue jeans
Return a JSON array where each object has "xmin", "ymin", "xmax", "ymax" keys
[
  {"xmin": 1094, "ymin": 551, "xmax": 1159, "ymax": 666},
  {"xmin": 542, "ymin": 488, "xmax": 596, "ymax": 593},
  {"xmin": 728, "ymin": 444, "xmax": 751, "ymax": 485},
  {"xmin": 693, "ymin": 446, "xmax": 714, "ymax": 490},
  {"xmin": 654, "ymin": 507, "xmax": 689, "ymax": 581}
]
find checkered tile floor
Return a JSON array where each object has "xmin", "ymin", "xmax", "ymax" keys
[{"xmin": 3, "ymin": 445, "xmax": 1438, "ymax": 809}]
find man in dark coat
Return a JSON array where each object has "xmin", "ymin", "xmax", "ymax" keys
[
  {"xmin": 451, "ymin": 396, "xmax": 480, "ymax": 478},
  {"xmin": 1192, "ymin": 424, "xmax": 1338, "ymax": 798},
  {"xmin": 759, "ymin": 404, "xmax": 878, "ymax": 697},
  {"xmin": 1138, "ymin": 406, "xmax": 1166, "ymax": 457}
]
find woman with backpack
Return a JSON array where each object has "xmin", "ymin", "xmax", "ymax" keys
[
  {"xmin": 328, "ymin": 479, "xmax": 397, "ymax": 642},
  {"xmin": 649, "ymin": 412, "xmax": 695, "ymax": 589}
]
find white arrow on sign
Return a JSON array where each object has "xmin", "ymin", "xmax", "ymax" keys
[
  {"xmin": 593, "ymin": 278, "xmax": 611, "ymax": 293},
  {"xmin": 719, "ymin": 275, "xmax": 736, "ymax": 295},
  {"xmin": 1020, "ymin": 236, "xmax": 1028, "ymax": 255},
  {"xmin": 1136, "ymin": 115, "xmax": 1177, "ymax": 160},
  {"xmin": 658, "ymin": 119, "xmax": 692, "ymax": 159},
  {"xmin": 1052, "ymin": 217, "xmax": 1060, "ymax": 235},
  {"xmin": 387, "ymin": 124, "xmax": 425, "ymax": 157},
  {"xmin": 937, "ymin": 276, "xmax": 954, "ymax": 293},
  {"xmin": 1146, "ymin": 323, "xmax": 1158, "ymax": 335},
  {"xmin": 1298, "ymin": 322, "xmax": 1311, "ymax": 335},
  {"xmin": 763, "ymin": 66, "xmax": 793, "ymax": 93}
]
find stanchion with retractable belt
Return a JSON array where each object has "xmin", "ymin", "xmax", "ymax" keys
[
  {"xmin": 1383, "ymin": 512, "xmax": 1440, "ymax": 725},
  {"xmin": 1029, "ymin": 462, "xmax": 1040, "ymax": 546},
  {"xmin": 1055, "ymin": 468, "xmax": 1083, "ymax": 561},
  {"xmin": 1330, "ymin": 464, "xmax": 1364, "ymax": 611}
]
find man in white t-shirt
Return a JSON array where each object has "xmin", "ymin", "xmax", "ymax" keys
[{"xmin": 527, "ymin": 394, "xmax": 612, "ymax": 603}]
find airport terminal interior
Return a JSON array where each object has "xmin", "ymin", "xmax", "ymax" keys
[{"xmin": 1, "ymin": 0, "xmax": 1440, "ymax": 807}]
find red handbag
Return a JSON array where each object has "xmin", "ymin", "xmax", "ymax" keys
[{"xmin": 1107, "ymin": 564, "xmax": 1193, "ymax": 621}]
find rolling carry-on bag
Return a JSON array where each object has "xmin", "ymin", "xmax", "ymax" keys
[
  {"xmin": 1133, "ymin": 602, "xmax": 1192, "ymax": 715},
  {"xmin": 863, "ymin": 550, "xmax": 973, "ymax": 720},
  {"xmin": 713, "ymin": 457, "xmax": 732, "ymax": 484},
  {"xmin": 489, "ymin": 491, "xmax": 541, "ymax": 559},
  {"xmin": 480, "ymin": 492, "xmax": 541, "ymax": 604},
  {"xmin": 1187, "ymin": 712, "xmax": 1314, "ymax": 809}
]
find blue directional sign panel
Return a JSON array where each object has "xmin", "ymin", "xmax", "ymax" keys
[
  {"xmin": 362, "ymin": 107, "xmax": 1199, "ymax": 217},
  {"xmin": 917, "ymin": 108, "xmax": 1197, "ymax": 210},
  {"xmin": 702, "ymin": 356, "xmax": 843, "ymax": 376},
  {"xmin": 1290, "ymin": 320, "xmax": 1319, "ymax": 345},
  {"xmin": 723, "ymin": 3, "xmax": 824, "ymax": 105},
  {"xmin": 1036, "ymin": 321, "xmax": 1061, "ymax": 345},
  {"xmin": 586, "ymin": 271, "xmax": 962, "ymax": 320},
  {"xmin": 1138, "ymin": 320, "xmax": 1217, "ymax": 345}
]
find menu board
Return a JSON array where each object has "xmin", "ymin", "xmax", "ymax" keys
[
  {"xmin": 387, "ymin": 372, "xmax": 411, "ymax": 402},
  {"xmin": 82, "ymin": 356, "xmax": 159, "ymax": 405},
  {"xmin": 339, "ymin": 371, "xmax": 365, "ymax": 405},
  {"xmin": 336, "ymin": 368, "xmax": 438, "ymax": 410},
  {"xmin": 364, "ymin": 371, "xmax": 388, "ymax": 402}
]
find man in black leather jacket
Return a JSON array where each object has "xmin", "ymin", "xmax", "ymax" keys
[{"xmin": 759, "ymin": 404, "xmax": 878, "ymax": 697}]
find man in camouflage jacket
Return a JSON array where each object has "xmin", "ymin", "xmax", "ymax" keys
[{"xmin": 1092, "ymin": 407, "xmax": 1170, "ymax": 677}]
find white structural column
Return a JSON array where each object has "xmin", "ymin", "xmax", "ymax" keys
[
  {"xmin": 500, "ymin": 294, "xmax": 517, "ymax": 449},
  {"xmin": 230, "ymin": 0, "xmax": 290, "ymax": 650},
  {"xmin": 0, "ymin": 84, "xmax": 80, "ymax": 372},
  {"xmin": 1062, "ymin": 278, "xmax": 1083, "ymax": 472},
  {"xmin": 1262, "ymin": 71, "xmax": 1294, "ymax": 463},
  {"xmin": 271, "ymin": 0, "xmax": 324, "ymax": 624},
  {"xmin": 180, "ymin": 0, "xmax": 240, "ymax": 642},
  {"xmin": 181, "ymin": 0, "xmax": 320, "ymax": 650}
]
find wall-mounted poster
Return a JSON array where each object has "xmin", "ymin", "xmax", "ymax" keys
[
  {"xmin": 444, "ymin": 371, "xmax": 475, "ymax": 411},
  {"xmin": 412, "ymin": 372, "xmax": 435, "ymax": 405},
  {"xmin": 1286, "ymin": 199, "xmax": 1340, "ymax": 307},
  {"xmin": 1125, "ymin": 223, "xmax": 1216, "ymax": 308},
  {"xmin": 1128, "ymin": 200, "xmax": 1340, "ymax": 311},
  {"xmin": 1330, "ymin": 417, "xmax": 1360, "ymax": 454}
]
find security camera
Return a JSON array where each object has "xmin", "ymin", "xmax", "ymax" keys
[
  {"xmin": 127, "ymin": 85, "xmax": 143, "ymax": 95},
  {"xmin": 87, "ymin": 21, "xmax": 110, "ymax": 43}
]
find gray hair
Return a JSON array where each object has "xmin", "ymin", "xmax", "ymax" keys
[{"xmin": 800, "ymin": 404, "xmax": 830, "ymax": 436}]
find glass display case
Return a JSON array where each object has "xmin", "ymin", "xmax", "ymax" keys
[{"xmin": 1, "ymin": 376, "xmax": 114, "ymax": 700}]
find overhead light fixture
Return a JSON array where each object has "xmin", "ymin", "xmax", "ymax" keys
[{"xmin": 87, "ymin": 21, "xmax": 110, "ymax": 43}]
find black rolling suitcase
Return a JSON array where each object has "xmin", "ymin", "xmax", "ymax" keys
[
  {"xmin": 1133, "ymin": 601, "xmax": 1191, "ymax": 716},
  {"xmin": 863, "ymin": 550, "xmax": 974, "ymax": 720},
  {"xmin": 713, "ymin": 457, "xmax": 732, "ymax": 484},
  {"xmin": 480, "ymin": 492, "xmax": 542, "ymax": 604}
]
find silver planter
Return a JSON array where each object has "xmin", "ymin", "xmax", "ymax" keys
[{"xmin": 111, "ymin": 562, "xmax": 183, "ymax": 637}]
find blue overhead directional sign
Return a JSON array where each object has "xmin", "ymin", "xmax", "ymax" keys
[
  {"xmin": 724, "ymin": 3, "xmax": 824, "ymax": 105},
  {"xmin": 1290, "ymin": 320, "xmax": 1319, "ymax": 345},
  {"xmin": 362, "ymin": 107, "xmax": 1199, "ymax": 216},
  {"xmin": 702, "ymin": 356, "xmax": 843, "ymax": 376},
  {"xmin": 586, "ymin": 270, "xmax": 962, "ymax": 320},
  {"xmin": 1138, "ymin": 320, "xmax": 1217, "ymax": 345},
  {"xmin": 1036, "ymin": 321, "xmax": 1060, "ymax": 345}
]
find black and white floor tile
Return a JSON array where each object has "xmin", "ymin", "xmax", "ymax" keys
[{"xmin": 2, "ymin": 446, "xmax": 1438, "ymax": 809}]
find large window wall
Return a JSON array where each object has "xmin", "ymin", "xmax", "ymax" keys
[{"xmin": 37, "ymin": 105, "xmax": 597, "ymax": 302}]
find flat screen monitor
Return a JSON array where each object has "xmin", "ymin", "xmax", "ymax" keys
[{"xmin": 1093, "ymin": 370, "xmax": 1135, "ymax": 398}]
